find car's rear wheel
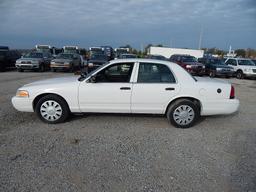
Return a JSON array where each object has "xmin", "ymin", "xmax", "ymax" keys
[
  {"xmin": 35, "ymin": 94, "xmax": 70, "ymax": 124},
  {"xmin": 39, "ymin": 64, "xmax": 45, "ymax": 72},
  {"xmin": 167, "ymin": 99, "xmax": 200, "ymax": 128}
]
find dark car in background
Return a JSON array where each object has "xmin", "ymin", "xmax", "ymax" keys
[
  {"xmin": 0, "ymin": 46, "xmax": 21, "ymax": 72},
  {"xmin": 252, "ymin": 59, "xmax": 256, "ymax": 65},
  {"xmin": 86, "ymin": 54, "xmax": 109, "ymax": 72},
  {"xmin": 119, "ymin": 54, "xmax": 137, "ymax": 59},
  {"xmin": 198, "ymin": 57, "xmax": 234, "ymax": 78},
  {"xmin": 146, "ymin": 54, "xmax": 167, "ymax": 61},
  {"xmin": 50, "ymin": 53, "xmax": 81, "ymax": 72},
  {"xmin": 15, "ymin": 52, "xmax": 52, "ymax": 72},
  {"xmin": 170, "ymin": 54, "xmax": 205, "ymax": 76}
]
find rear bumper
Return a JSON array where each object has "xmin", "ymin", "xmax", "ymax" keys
[
  {"xmin": 11, "ymin": 96, "xmax": 34, "ymax": 112},
  {"xmin": 201, "ymin": 99, "xmax": 239, "ymax": 116}
]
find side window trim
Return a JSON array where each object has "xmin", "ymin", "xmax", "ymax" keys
[
  {"xmin": 92, "ymin": 62, "xmax": 135, "ymax": 83},
  {"xmin": 136, "ymin": 62, "xmax": 177, "ymax": 84}
]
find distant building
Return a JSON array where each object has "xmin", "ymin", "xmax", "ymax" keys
[{"xmin": 148, "ymin": 46, "xmax": 204, "ymax": 59}]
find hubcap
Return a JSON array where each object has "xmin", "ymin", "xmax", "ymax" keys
[
  {"xmin": 173, "ymin": 105, "xmax": 195, "ymax": 125},
  {"xmin": 40, "ymin": 100, "xmax": 62, "ymax": 121}
]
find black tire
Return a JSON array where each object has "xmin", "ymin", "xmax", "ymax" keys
[
  {"xmin": 35, "ymin": 94, "xmax": 70, "ymax": 124},
  {"xmin": 39, "ymin": 64, "xmax": 45, "ymax": 72},
  {"xmin": 17, "ymin": 68, "xmax": 23, "ymax": 72},
  {"xmin": 166, "ymin": 99, "xmax": 200, "ymax": 128},
  {"xmin": 236, "ymin": 70, "xmax": 243, "ymax": 79},
  {"xmin": 70, "ymin": 64, "xmax": 74, "ymax": 72},
  {"xmin": 209, "ymin": 71, "xmax": 215, "ymax": 78}
]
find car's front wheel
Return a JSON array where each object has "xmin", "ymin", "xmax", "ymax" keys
[
  {"xmin": 167, "ymin": 99, "xmax": 200, "ymax": 128},
  {"xmin": 236, "ymin": 70, "xmax": 244, "ymax": 79},
  {"xmin": 35, "ymin": 94, "xmax": 70, "ymax": 124}
]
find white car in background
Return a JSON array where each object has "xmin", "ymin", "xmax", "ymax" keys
[
  {"xmin": 12, "ymin": 59, "xmax": 239, "ymax": 128},
  {"xmin": 225, "ymin": 58, "xmax": 256, "ymax": 79}
]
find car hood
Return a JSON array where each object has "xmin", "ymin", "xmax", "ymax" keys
[
  {"xmin": 184, "ymin": 62, "xmax": 204, "ymax": 66},
  {"xmin": 18, "ymin": 58, "xmax": 42, "ymax": 62},
  {"xmin": 23, "ymin": 76, "xmax": 79, "ymax": 88},
  {"xmin": 52, "ymin": 59, "xmax": 72, "ymax": 63}
]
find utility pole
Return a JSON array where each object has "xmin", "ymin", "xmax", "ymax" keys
[{"xmin": 198, "ymin": 26, "xmax": 203, "ymax": 49}]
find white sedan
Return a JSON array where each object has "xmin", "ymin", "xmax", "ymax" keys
[{"xmin": 12, "ymin": 59, "xmax": 239, "ymax": 128}]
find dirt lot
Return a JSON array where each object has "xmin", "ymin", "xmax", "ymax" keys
[{"xmin": 0, "ymin": 71, "xmax": 255, "ymax": 192}]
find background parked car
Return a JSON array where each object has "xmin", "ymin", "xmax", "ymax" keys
[
  {"xmin": 225, "ymin": 58, "xmax": 256, "ymax": 79},
  {"xmin": 119, "ymin": 54, "xmax": 137, "ymax": 59},
  {"xmin": 15, "ymin": 52, "xmax": 52, "ymax": 72},
  {"xmin": 146, "ymin": 54, "xmax": 167, "ymax": 61},
  {"xmin": 170, "ymin": 54, "xmax": 205, "ymax": 76},
  {"xmin": 86, "ymin": 54, "xmax": 109, "ymax": 72},
  {"xmin": 198, "ymin": 57, "xmax": 234, "ymax": 78},
  {"xmin": 0, "ymin": 46, "xmax": 21, "ymax": 72},
  {"xmin": 50, "ymin": 53, "xmax": 81, "ymax": 72}
]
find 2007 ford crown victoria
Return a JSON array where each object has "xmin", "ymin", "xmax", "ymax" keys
[{"xmin": 12, "ymin": 59, "xmax": 239, "ymax": 128}]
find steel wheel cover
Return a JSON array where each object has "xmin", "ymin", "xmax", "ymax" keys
[
  {"xmin": 173, "ymin": 105, "xmax": 195, "ymax": 125},
  {"xmin": 40, "ymin": 100, "xmax": 62, "ymax": 121}
]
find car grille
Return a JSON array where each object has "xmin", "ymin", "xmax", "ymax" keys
[
  {"xmin": 222, "ymin": 68, "xmax": 231, "ymax": 72},
  {"xmin": 252, "ymin": 69, "xmax": 256, "ymax": 73},
  {"xmin": 21, "ymin": 65, "xmax": 33, "ymax": 69},
  {"xmin": 21, "ymin": 61, "xmax": 31, "ymax": 64}
]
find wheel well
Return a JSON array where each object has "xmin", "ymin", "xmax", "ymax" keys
[
  {"xmin": 236, "ymin": 69, "xmax": 243, "ymax": 73},
  {"xmin": 33, "ymin": 93, "xmax": 70, "ymax": 111},
  {"xmin": 165, "ymin": 97, "xmax": 201, "ymax": 115}
]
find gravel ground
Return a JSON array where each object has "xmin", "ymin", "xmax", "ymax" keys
[{"xmin": 0, "ymin": 71, "xmax": 255, "ymax": 192}]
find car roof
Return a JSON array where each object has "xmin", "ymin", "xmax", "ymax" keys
[{"xmin": 110, "ymin": 58, "xmax": 176, "ymax": 65}]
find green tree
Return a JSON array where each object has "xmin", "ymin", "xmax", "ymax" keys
[{"xmin": 235, "ymin": 49, "xmax": 246, "ymax": 57}]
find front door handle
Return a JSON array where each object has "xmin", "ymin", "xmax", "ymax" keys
[
  {"xmin": 165, "ymin": 87, "xmax": 175, "ymax": 91},
  {"xmin": 120, "ymin": 87, "xmax": 131, "ymax": 90}
]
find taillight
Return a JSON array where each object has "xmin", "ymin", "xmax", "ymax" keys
[{"xmin": 230, "ymin": 85, "xmax": 235, "ymax": 99}]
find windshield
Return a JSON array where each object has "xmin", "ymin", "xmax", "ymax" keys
[
  {"xmin": 90, "ymin": 54, "xmax": 108, "ymax": 60},
  {"xmin": 182, "ymin": 56, "xmax": 197, "ymax": 62},
  {"xmin": 238, "ymin": 59, "xmax": 255, "ymax": 66},
  {"xmin": 251, "ymin": 60, "xmax": 256, "ymax": 65},
  {"xmin": 209, "ymin": 59, "xmax": 225, "ymax": 65},
  {"xmin": 23, "ymin": 52, "xmax": 43, "ymax": 58},
  {"xmin": 56, "ymin": 53, "xmax": 73, "ymax": 59}
]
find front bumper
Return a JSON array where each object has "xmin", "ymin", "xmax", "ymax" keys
[
  {"xmin": 51, "ymin": 63, "xmax": 71, "ymax": 69},
  {"xmin": 12, "ymin": 96, "xmax": 34, "ymax": 112},
  {"xmin": 16, "ymin": 64, "xmax": 39, "ymax": 69},
  {"xmin": 187, "ymin": 68, "xmax": 205, "ymax": 75},
  {"xmin": 215, "ymin": 70, "xmax": 234, "ymax": 77}
]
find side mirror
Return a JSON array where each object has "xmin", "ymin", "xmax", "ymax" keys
[{"xmin": 90, "ymin": 75, "xmax": 97, "ymax": 83}]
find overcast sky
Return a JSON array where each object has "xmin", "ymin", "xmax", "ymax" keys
[{"xmin": 0, "ymin": 0, "xmax": 255, "ymax": 50}]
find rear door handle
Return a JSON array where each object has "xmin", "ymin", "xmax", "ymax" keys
[
  {"xmin": 165, "ymin": 87, "xmax": 175, "ymax": 91},
  {"xmin": 120, "ymin": 87, "xmax": 131, "ymax": 90}
]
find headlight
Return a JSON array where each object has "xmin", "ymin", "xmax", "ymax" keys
[
  {"xmin": 216, "ymin": 68, "xmax": 222, "ymax": 71},
  {"xmin": 64, "ymin": 62, "xmax": 70, "ymax": 65},
  {"xmin": 16, "ymin": 60, "xmax": 21, "ymax": 64},
  {"xmin": 186, "ymin": 65, "xmax": 192, "ymax": 69},
  {"xmin": 16, "ymin": 90, "xmax": 29, "ymax": 97},
  {"xmin": 88, "ymin": 63, "xmax": 94, "ymax": 67},
  {"xmin": 51, "ymin": 61, "xmax": 55, "ymax": 64},
  {"xmin": 202, "ymin": 65, "xmax": 205, "ymax": 69},
  {"xmin": 244, "ymin": 68, "xmax": 251, "ymax": 72}
]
